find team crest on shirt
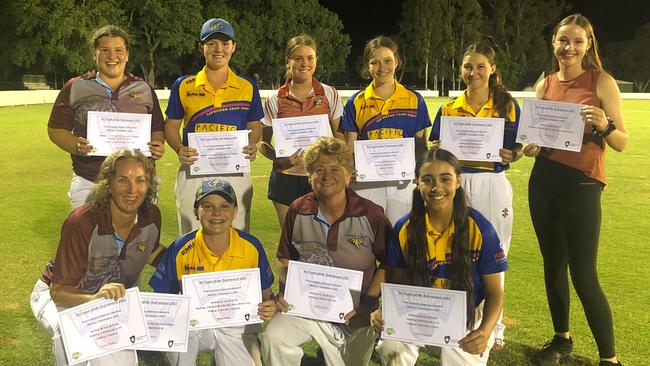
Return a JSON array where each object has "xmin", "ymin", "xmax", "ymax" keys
[
  {"xmin": 129, "ymin": 92, "xmax": 142, "ymax": 100},
  {"xmin": 348, "ymin": 236, "xmax": 364, "ymax": 248},
  {"xmin": 136, "ymin": 243, "xmax": 147, "ymax": 253},
  {"xmin": 314, "ymin": 98, "xmax": 323, "ymax": 106}
]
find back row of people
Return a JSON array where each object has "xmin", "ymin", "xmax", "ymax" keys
[{"xmin": 35, "ymin": 11, "xmax": 626, "ymax": 366}]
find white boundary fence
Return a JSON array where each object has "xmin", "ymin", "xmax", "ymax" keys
[{"xmin": 1, "ymin": 89, "xmax": 649, "ymax": 107}]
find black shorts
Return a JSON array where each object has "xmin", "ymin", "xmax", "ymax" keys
[{"xmin": 267, "ymin": 171, "xmax": 312, "ymax": 206}]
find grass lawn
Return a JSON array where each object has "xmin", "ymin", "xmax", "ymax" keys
[{"xmin": 0, "ymin": 98, "xmax": 648, "ymax": 365}]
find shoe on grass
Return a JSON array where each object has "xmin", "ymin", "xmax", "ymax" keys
[
  {"xmin": 533, "ymin": 335, "xmax": 573, "ymax": 366},
  {"xmin": 598, "ymin": 361, "xmax": 621, "ymax": 366}
]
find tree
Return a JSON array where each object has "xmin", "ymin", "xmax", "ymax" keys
[
  {"xmin": 203, "ymin": 0, "xmax": 350, "ymax": 88},
  {"xmin": 478, "ymin": 0, "xmax": 568, "ymax": 89},
  {"xmin": 605, "ymin": 23, "xmax": 650, "ymax": 92},
  {"xmin": 125, "ymin": 0, "xmax": 202, "ymax": 87},
  {"xmin": 399, "ymin": 0, "xmax": 446, "ymax": 90},
  {"xmin": 11, "ymin": 0, "xmax": 125, "ymax": 78}
]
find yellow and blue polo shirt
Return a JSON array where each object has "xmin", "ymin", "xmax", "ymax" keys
[
  {"xmin": 429, "ymin": 92, "xmax": 521, "ymax": 173},
  {"xmin": 165, "ymin": 67, "xmax": 264, "ymax": 145},
  {"xmin": 385, "ymin": 208, "xmax": 508, "ymax": 307},
  {"xmin": 339, "ymin": 81, "xmax": 431, "ymax": 140},
  {"xmin": 149, "ymin": 227, "xmax": 274, "ymax": 294}
]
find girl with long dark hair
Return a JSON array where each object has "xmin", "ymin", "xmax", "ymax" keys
[{"xmin": 371, "ymin": 149, "xmax": 508, "ymax": 365}]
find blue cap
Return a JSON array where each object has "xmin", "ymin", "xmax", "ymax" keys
[
  {"xmin": 194, "ymin": 179, "xmax": 237, "ymax": 207},
  {"xmin": 200, "ymin": 18, "xmax": 236, "ymax": 42}
]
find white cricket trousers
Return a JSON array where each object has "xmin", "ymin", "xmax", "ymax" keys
[
  {"xmin": 350, "ymin": 180, "xmax": 414, "ymax": 226},
  {"xmin": 461, "ymin": 171, "xmax": 512, "ymax": 342},
  {"xmin": 375, "ymin": 302, "xmax": 494, "ymax": 366},
  {"xmin": 259, "ymin": 313, "xmax": 377, "ymax": 366},
  {"xmin": 167, "ymin": 326, "xmax": 261, "ymax": 366}
]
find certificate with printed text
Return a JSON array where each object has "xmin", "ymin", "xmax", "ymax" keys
[
  {"xmin": 284, "ymin": 261, "xmax": 364, "ymax": 323},
  {"xmin": 516, "ymin": 99, "xmax": 585, "ymax": 152},
  {"xmin": 272, "ymin": 114, "xmax": 332, "ymax": 157},
  {"xmin": 187, "ymin": 131, "xmax": 250, "ymax": 176},
  {"xmin": 86, "ymin": 111, "xmax": 151, "ymax": 156},
  {"xmin": 439, "ymin": 117, "xmax": 504, "ymax": 162},
  {"xmin": 354, "ymin": 138, "xmax": 415, "ymax": 182},
  {"xmin": 182, "ymin": 268, "xmax": 262, "ymax": 330},
  {"xmin": 58, "ymin": 287, "xmax": 149, "ymax": 365},
  {"xmin": 131, "ymin": 293, "xmax": 190, "ymax": 352},
  {"xmin": 381, "ymin": 283, "xmax": 467, "ymax": 348}
]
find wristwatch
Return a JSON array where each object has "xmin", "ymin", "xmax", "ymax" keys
[{"xmin": 592, "ymin": 118, "xmax": 616, "ymax": 138}]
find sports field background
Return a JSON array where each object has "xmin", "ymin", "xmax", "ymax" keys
[{"xmin": 0, "ymin": 98, "xmax": 647, "ymax": 365}]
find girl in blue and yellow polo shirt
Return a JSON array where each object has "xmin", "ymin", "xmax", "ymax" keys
[
  {"xmin": 371, "ymin": 149, "xmax": 508, "ymax": 366},
  {"xmin": 340, "ymin": 35, "xmax": 431, "ymax": 225},
  {"xmin": 429, "ymin": 41, "xmax": 521, "ymax": 348}
]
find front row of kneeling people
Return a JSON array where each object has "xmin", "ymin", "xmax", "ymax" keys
[{"xmin": 33, "ymin": 10, "xmax": 626, "ymax": 366}]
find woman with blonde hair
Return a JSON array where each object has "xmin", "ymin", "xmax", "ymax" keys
[
  {"xmin": 525, "ymin": 13, "xmax": 627, "ymax": 366},
  {"xmin": 259, "ymin": 35, "xmax": 344, "ymax": 227}
]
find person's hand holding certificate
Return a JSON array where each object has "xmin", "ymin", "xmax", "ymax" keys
[
  {"xmin": 86, "ymin": 111, "xmax": 152, "ymax": 156},
  {"xmin": 283, "ymin": 261, "xmax": 364, "ymax": 323},
  {"xmin": 380, "ymin": 283, "xmax": 467, "ymax": 348},
  {"xmin": 439, "ymin": 117, "xmax": 504, "ymax": 162},
  {"xmin": 58, "ymin": 287, "xmax": 149, "ymax": 365},
  {"xmin": 354, "ymin": 138, "xmax": 415, "ymax": 182},
  {"xmin": 516, "ymin": 99, "xmax": 585, "ymax": 152},
  {"xmin": 132, "ymin": 293, "xmax": 190, "ymax": 352},
  {"xmin": 187, "ymin": 131, "xmax": 250, "ymax": 175},
  {"xmin": 272, "ymin": 114, "xmax": 332, "ymax": 157},
  {"xmin": 182, "ymin": 268, "xmax": 263, "ymax": 330}
]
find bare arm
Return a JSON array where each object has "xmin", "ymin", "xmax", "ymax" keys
[
  {"xmin": 148, "ymin": 130, "xmax": 165, "ymax": 160},
  {"xmin": 164, "ymin": 118, "xmax": 197, "ymax": 165},
  {"xmin": 345, "ymin": 131, "xmax": 358, "ymax": 151},
  {"xmin": 50, "ymin": 282, "xmax": 126, "ymax": 308},
  {"xmin": 48, "ymin": 128, "xmax": 93, "ymax": 155},
  {"xmin": 330, "ymin": 116, "xmax": 344, "ymax": 140},
  {"xmin": 594, "ymin": 71, "xmax": 628, "ymax": 152},
  {"xmin": 414, "ymin": 130, "xmax": 427, "ymax": 158},
  {"xmin": 523, "ymin": 81, "xmax": 547, "ymax": 157},
  {"xmin": 243, "ymin": 121, "xmax": 262, "ymax": 161}
]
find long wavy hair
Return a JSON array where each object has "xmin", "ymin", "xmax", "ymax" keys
[
  {"xmin": 462, "ymin": 41, "xmax": 514, "ymax": 122},
  {"xmin": 551, "ymin": 13, "xmax": 603, "ymax": 72},
  {"xmin": 285, "ymin": 35, "xmax": 317, "ymax": 80},
  {"xmin": 87, "ymin": 149, "xmax": 158, "ymax": 216},
  {"xmin": 404, "ymin": 149, "xmax": 475, "ymax": 329}
]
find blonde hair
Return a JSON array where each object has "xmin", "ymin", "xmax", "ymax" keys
[
  {"xmin": 285, "ymin": 35, "xmax": 317, "ymax": 80},
  {"xmin": 88, "ymin": 149, "xmax": 157, "ymax": 215},
  {"xmin": 552, "ymin": 13, "xmax": 603, "ymax": 72},
  {"xmin": 303, "ymin": 137, "xmax": 354, "ymax": 174},
  {"xmin": 91, "ymin": 25, "xmax": 130, "ymax": 51}
]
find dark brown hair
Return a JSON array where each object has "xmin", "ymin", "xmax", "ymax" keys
[
  {"xmin": 360, "ymin": 35, "xmax": 401, "ymax": 80},
  {"xmin": 404, "ymin": 148, "xmax": 475, "ymax": 329},
  {"xmin": 463, "ymin": 42, "xmax": 514, "ymax": 121}
]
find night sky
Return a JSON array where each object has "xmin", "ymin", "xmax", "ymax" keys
[{"xmin": 318, "ymin": 0, "xmax": 650, "ymax": 57}]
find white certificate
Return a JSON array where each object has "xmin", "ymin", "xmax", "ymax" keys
[
  {"xmin": 354, "ymin": 138, "xmax": 415, "ymax": 182},
  {"xmin": 86, "ymin": 111, "xmax": 151, "ymax": 156},
  {"xmin": 182, "ymin": 268, "xmax": 262, "ymax": 330},
  {"xmin": 516, "ymin": 99, "xmax": 585, "ymax": 152},
  {"xmin": 58, "ymin": 287, "xmax": 149, "ymax": 365},
  {"xmin": 381, "ymin": 283, "xmax": 467, "ymax": 348},
  {"xmin": 284, "ymin": 261, "xmax": 364, "ymax": 323},
  {"xmin": 187, "ymin": 131, "xmax": 250, "ymax": 176},
  {"xmin": 272, "ymin": 114, "xmax": 332, "ymax": 157},
  {"xmin": 439, "ymin": 117, "xmax": 504, "ymax": 162},
  {"xmin": 132, "ymin": 293, "xmax": 190, "ymax": 352}
]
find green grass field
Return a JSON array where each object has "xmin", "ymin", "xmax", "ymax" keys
[{"xmin": 0, "ymin": 99, "xmax": 648, "ymax": 365}]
